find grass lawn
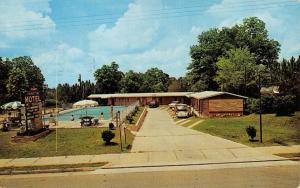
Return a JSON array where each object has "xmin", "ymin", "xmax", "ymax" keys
[
  {"xmin": 0, "ymin": 162, "xmax": 108, "ymax": 172},
  {"xmin": 192, "ymin": 111, "xmax": 300, "ymax": 147},
  {"xmin": 0, "ymin": 127, "xmax": 134, "ymax": 159}
]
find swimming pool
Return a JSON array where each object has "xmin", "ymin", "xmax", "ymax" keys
[{"xmin": 45, "ymin": 106, "xmax": 126, "ymax": 121}]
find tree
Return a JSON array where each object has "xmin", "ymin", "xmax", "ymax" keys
[
  {"xmin": 94, "ymin": 62, "xmax": 124, "ymax": 94},
  {"xmin": 121, "ymin": 70, "xmax": 143, "ymax": 93},
  {"xmin": 187, "ymin": 17, "xmax": 280, "ymax": 92},
  {"xmin": 141, "ymin": 68, "xmax": 170, "ymax": 92},
  {"xmin": 168, "ymin": 77, "xmax": 188, "ymax": 92},
  {"xmin": 235, "ymin": 17, "xmax": 280, "ymax": 69},
  {"xmin": 12, "ymin": 56, "xmax": 45, "ymax": 92},
  {"xmin": 187, "ymin": 28, "xmax": 229, "ymax": 91},
  {"xmin": 273, "ymin": 56, "xmax": 300, "ymax": 94},
  {"xmin": 0, "ymin": 58, "xmax": 12, "ymax": 104},
  {"xmin": 271, "ymin": 56, "xmax": 300, "ymax": 109},
  {"xmin": 214, "ymin": 48, "xmax": 264, "ymax": 96},
  {"xmin": 6, "ymin": 68, "xmax": 28, "ymax": 101}
]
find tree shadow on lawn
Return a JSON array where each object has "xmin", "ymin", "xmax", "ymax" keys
[{"xmin": 249, "ymin": 139, "xmax": 259, "ymax": 142}]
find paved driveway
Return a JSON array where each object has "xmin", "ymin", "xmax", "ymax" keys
[
  {"xmin": 115, "ymin": 108, "xmax": 283, "ymax": 166},
  {"xmin": 132, "ymin": 108, "xmax": 248, "ymax": 152}
]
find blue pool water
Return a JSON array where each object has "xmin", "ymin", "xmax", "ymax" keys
[{"xmin": 45, "ymin": 106, "xmax": 126, "ymax": 121}]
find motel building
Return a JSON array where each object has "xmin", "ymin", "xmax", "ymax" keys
[{"xmin": 88, "ymin": 91, "xmax": 247, "ymax": 117}]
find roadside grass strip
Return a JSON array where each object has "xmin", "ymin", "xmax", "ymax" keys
[
  {"xmin": 274, "ymin": 153, "xmax": 300, "ymax": 161},
  {"xmin": 0, "ymin": 162, "xmax": 108, "ymax": 175}
]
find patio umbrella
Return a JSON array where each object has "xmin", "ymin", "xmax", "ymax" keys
[
  {"xmin": 73, "ymin": 100, "xmax": 99, "ymax": 108},
  {"xmin": 1, "ymin": 101, "xmax": 22, "ymax": 110}
]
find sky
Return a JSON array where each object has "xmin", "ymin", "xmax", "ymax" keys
[{"xmin": 0, "ymin": 0, "xmax": 300, "ymax": 87}]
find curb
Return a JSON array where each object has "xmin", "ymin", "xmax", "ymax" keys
[
  {"xmin": 101, "ymin": 158, "xmax": 299, "ymax": 170},
  {"xmin": 0, "ymin": 167, "xmax": 96, "ymax": 175}
]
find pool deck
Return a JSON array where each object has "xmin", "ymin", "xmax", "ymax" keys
[{"xmin": 43, "ymin": 108, "xmax": 79, "ymax": 118}]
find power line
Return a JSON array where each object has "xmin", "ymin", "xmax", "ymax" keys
[
  {"xmin": 2, "ymin": 0, "xmax": 295, "ymax": 27},
  {"xmin": 2, "ymin": 0, "xmax": 286, "ymax": 24},
  {"xmin": 0, "ymin": 1, "xmax": 298, "ymax": 32}
]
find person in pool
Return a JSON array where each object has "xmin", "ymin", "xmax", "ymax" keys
[
  {"xmin": 70, "ymin": 115, "xmax": 74, "ymax": 121},
  {"xmin": 98, "ymin": 112, "xmax": 104, "ymax": 120}
]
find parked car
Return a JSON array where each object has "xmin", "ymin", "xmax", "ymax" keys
[
  {"xmin": 148, "ymin": 100, "xmax": 159, "ymax": 108},
  {"xmin": 168, "ymin": 101, "xmax": 180, "ymax": 108},
  {"xmin": 176, "ymin": 104, "xmax": 191, "ymax": 118}
]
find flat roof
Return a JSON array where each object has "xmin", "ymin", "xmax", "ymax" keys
[
  {"xmin": 88, "ymin": 91, "xmax": 247, "ymax": 99},
  {"xmin": 88, "ymin": 92, "xmax": 193, "ymax": 99},
  {"xmin": 189, "ymin": 91, "xmax": 248, "ymax": 99}
]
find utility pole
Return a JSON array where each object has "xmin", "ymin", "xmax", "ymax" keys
[
  {"xmin": 117, "ymin": 111, "xmax": 123, "ymax": 151},
  {"xmin": 78, "ymin": 74, "xmax": 82, "ymax": 99},
  {"xmin": 244, "ymin": 66, "xmax": 247, "ymax": 96},
  {"xmin": 258, "ymin": 74, "xmax": 263, "ymax": 143}
]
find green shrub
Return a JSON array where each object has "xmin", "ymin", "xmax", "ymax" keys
[
  {"xmin": 101, "ymin": 130, "xmax": 115, "ymax": 145},
  {"xmin": 246, "ymin": 126, "xmax": 257, "ymax": 141},
  {"xmin": 109, "ymin": 122, "xmax": 115, "ymax": 130},
  {"xmin": 126, "ymin": 115, "xmax": 134, "ymax": 124},
  {"xmin": 261, "ymin": 95, "xmax": 276, "ymax": 113},
  {"xmin": 246, "ymin": 95, "xmax": 296, "ymax": 115},
  {"xmin": 45, "ymin": 99, "xmax": 58, "ymax": 107},
  {"xmin": 244, "ymin": 98, "xmax": 259, "ymax": 114},
  {"xmin": 275, "ymin": 95, "xmax": 296, "ymax": 116}
]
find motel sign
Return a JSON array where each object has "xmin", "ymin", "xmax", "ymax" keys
[{"xmin": 22, "ymin": 88, "xmax": 43, "ymax": 131}]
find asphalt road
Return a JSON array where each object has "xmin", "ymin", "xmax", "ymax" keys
[{"xmin": 1, "ymin": 164, "xmax": 299, "ymax": 188}]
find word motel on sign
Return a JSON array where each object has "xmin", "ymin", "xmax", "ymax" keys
[{"xmin": 25, "ymin": 96, "xmax": 41, "ymax": 103}]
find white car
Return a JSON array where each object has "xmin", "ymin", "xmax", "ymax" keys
[
  {"xmin": 176, "ymin": 104, "xmax": 190, "ymax": 118},
  {"xmin": 168, "ymin": 101, "xmax": 180, "ymax": 108}
]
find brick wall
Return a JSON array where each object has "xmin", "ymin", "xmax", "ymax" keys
[{"xmin": 209, "ymin": 98, "xmax": 244, "ymax": 112}]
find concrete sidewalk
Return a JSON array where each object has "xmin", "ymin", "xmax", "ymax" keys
[
  {"xmin": 0, "ymin": 147, "xmax": 298, "ymax": 170},
  {"xmin": 0, "ymin": 154, "xmax": 119, "ymax": 168}
]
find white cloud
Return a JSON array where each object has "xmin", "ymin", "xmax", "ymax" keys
[
  {"xmin": 88, "ymin": 0, "xmax": 204, "ymax": 78},
  {"xmin": 114, "ymin": 44, "xmax": 189, "ymax": 75},
  {"xmin": 207, "ymin": 0, "xmax": 300, "ymax": 58},
  {"xmin": 88, "ymin": 0, "xmax": 161, "ymax": 53},
  {"xmin": 33, "ymin": 43, "xmax": 93, "ymax": 86},
  {"xmin": 0, "ymin": 0, "xmax": 55, "ymax": 44}
]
